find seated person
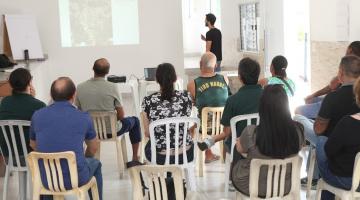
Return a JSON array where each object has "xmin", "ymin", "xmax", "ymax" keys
[
  {"xmin": 0, "ymin": 68, "xmax": 45, "ymax": 164},
  {"xmin": 30, "ymin": 77, "xmax": 102, "ymax": 200},
  {"xmin": 75, "ymin": 58, "xmax": 141, "ymax": 167},
  {"xmin": 187, "ymin": 52, "xmax": 229, "ymax": 163},
  {"xmin": 296, "ymin": 41, "xmax": 360, "ymax": 119},
  {"xmin": 232, "ymin": 84, "xmax": 305, "ymax": 196},
  {"xmin": 294, "ymin": 55, "xmax": 360, "ymax": 185},
  {"xmin": 197, "ymin": 57, "xmax": 263, "ymax": 162},
  {"xmin": 316, "ymin": 76, "xmax": 360, "ymax": 200},
  {"xmin": 258, "ymin": 55, "xmax": 295, "ymax": 97},
  {"xmin": 141, "ymin": 63, "xmax": 193, "ymax": 164}
]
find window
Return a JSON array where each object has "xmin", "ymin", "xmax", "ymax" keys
[{"xmin": 239, "ymin": 3, "xmax": 260, "ymax": 52}]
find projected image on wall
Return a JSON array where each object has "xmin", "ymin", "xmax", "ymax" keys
[{"xmin": 58, "ymin": 0, "xmax": 139, "ymax": 47}]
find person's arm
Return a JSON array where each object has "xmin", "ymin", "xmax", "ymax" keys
[
  {"xmin": 258, "ymin": 78, "xmax": 268, "ymax": 87},
  {"xmin": 305, "ymin": 76, "xmax": 340, "ymax": 103},
  {"xmin": 201, "ymin": 34, "xmax": 206, "ymax": 41},
  {"xmin": 313, "ymin": 94, "xmax": 333, "ymax": 135},
  {"xmin": 30, "ymin": 140, "xmax": 36, "ymax": 151},
  {"xmin": 187, "ymin": 80, "xmax": 196, "ymax": 101},
  {"xmin": 141, "ymin": 112, "xmax": 150, "ymax": 138},
  {"xmin": 29, "ymin": 116, "xmax": 37, "ymax": 150},
  {"xmin": 213, "ymin": 126, "xmax": 231, "ymax": 142},
  {"xmin": 223, "ymin": 75, "xmax": 229, "ymax": 86},
  {"xmin": 205, "ymin": 31, "xmax": 212, "ymax": 52},
  {"xmin": 236, "ymin": 125, "xmax": 255, "ymax": 154},
  {"xmin": 85, "ymin": 138, "xmax": 99, "ymax": 157},
  {"xmin": 206, "ymin": 41, "xmax": 212, "ymax": 52},
  {"xmin": 115, "ymin": 106, "xmax": 125, "ymax": 120}
]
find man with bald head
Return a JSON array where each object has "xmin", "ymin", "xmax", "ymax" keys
[
  {"xmin": 187, "ymin": 52, "xmax": 229, "ymax": 163},
  {"xmin": 30, "ymin": 77, "xmax": 103, "ymax": 200},
  {"xmin": 76, "ymin": 58, "xmax": 142, "ymax": 167}
]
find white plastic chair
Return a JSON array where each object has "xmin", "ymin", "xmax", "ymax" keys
[
  {"xmin": 198, "ymin": 107, "xmax": 224, "ymax": 177},
  {"xmin": 27, "ymin": 151, "xmax": 99, "ymax": 200},
  {"xmin": 0, "ymin": 120, "xmax": 31, "ymax": 200},
  {"xmin": 306, "ymin": 146, "xmax": 316, "ymax": 198},
  {"xmin": 236, "ymin": 155, "xmax": 302, "ymax": 200},
  {"xmin": 148, "ymin": 117, "xmax": 200, "ymax": 191},
  {"xmin": 315, "ymin": 152, "xmax": 360, "ymax": 200},
  {"xmin": 129, "ymin": 165, "xmax": 184, "ymax": 200},
  {"xmin": 225, "ymin": 114, "xmax": 259, "ymax": 197},
  {"xmin": 89, "ymin": 111, "xmax": 128, "ymax": 179}
]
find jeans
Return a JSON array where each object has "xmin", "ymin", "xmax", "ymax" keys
[
  {"xmin": 295, "ymin": 97, "xmax": 323, "ymax": 119},
  {"xmin": 111, "ymin": 116, "xmax": 142, "ymax": 144},
  {"xmin": 215, "ymin": 61, "xmax": 222, "ymax": 72},
  {"xmin": 316, "ymin": 136, "xmax": 352, "ymax": 200},
  {"xmin": 40, "ymin": 157, "xmax": 103, "ymax": 200},
  {"xmin": 293, "ymin": 114, "xmax": 320, "ymax": 179},
  {"xmin": 145, "ymin": 142, "xmax": 194, "ymax": 165}
]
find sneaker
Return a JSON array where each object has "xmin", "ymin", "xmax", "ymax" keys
[
  {"xmin": 197, "ymin": 141, "xmax": 209, "ymax": 151},
  {"xmin": 301, "ymin": 177, "xmax": 318, "ymax": 190}
]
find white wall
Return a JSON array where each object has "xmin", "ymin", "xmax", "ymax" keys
[
  {"xmin": 0, "ymin": 0, "xmax": 185, "ymax": 102},
  {"xmin": 310, "ymin": 0, "xmax": 360, "ymax": 42}
]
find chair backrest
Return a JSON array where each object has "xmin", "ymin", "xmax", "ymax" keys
[
  {"xmin": 27, "ymin": 151, "xmax": 79, "ymax": 192},
  {"xmin": 249, "ymin": 155, "xmax": 302, "ymax": 199},
  {"xmin": 351, "ymin": 152, "xmax": 360, "ymax": 194},
  {"xmin": 129, "ymin": 165, "xmax": 184, "ymax": 200},
  {"xmin": 230, "ymin": 113, "xmax": 259, "ymax": 162},
  {"xmin": 117, "ymin": 81, "xmax": 140, "ymax": 117},
  {"xmin": 89, "ymin": 111, "xmax": 117, "ymax": 140},
  {"xmin": 0, "ymin": 120, "xmax": 30, "ymax": 170},
  {"xmin": 201, "ymin": 107, "xmax": 224, "ymax": 136},
  {"xmin": 149, "ymin": 117, "xmax": 200, "ymax": 165}
]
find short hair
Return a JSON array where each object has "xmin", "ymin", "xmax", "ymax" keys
[
  {"xmin": 93, "ymin": 58, "xmax": 110, "ymax": 76},
  {"xmin": 339, "ymin": 55, "xmax": 360, "ymax": 79},
  {"xmin": 9, "ymin": 68, "xmax": 32, "ymax": 93},
  {"xmin": 238, "ymin": 57, "xmax": 260, "ymax": 85},
  {"xmin": 271, "ymin": 55, "xmax": 288, "ymax": 78},
  {"xmin": 206, "ymin": 13, "xmax": 216, "ymax": 25},
  {"xmin": 50, "ymin": 77, "xmax": 76, "ymax": 101},
  {"xmin": 355, "ymin": 77, "xmax": 360, "ymax": 107},
  {"xmin": 349, "ymin": 41, "xmax": 360, "ymax": 57},
  {"xmin": 200, "ymin": 52, "xmax": 217, "ymax": 69}
]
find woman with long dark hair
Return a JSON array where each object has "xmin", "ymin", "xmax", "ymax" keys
[
  {"xmin": 258, "ymin": 55, "xmax": 295, "ymax": 97},
  {"xmin": 141, "ymin": 63, "xmax": 193, "ymax": 164},
  {"xmin": 231, "ymin": 84, "xmax": 304, "ymax": 196}
]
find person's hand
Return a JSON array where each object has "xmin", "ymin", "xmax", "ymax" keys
[
  {"xmin": 304, "ymin": 95, "xmax": 314, "ymax": 104},
  {"xmin": 235, "ymin": 138, "xmax": 242, "ymax": 153},
  {"xmin": 201, "ymin": 34, "xmax": 206, "ymax": 41}
]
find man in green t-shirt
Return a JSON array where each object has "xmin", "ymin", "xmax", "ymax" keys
[
  {"xmin": 0, "ymin": 68, "xmax": 46, "ymax": 160},
  {"xmin": 198, "ymin": 58, "xmax": 263, "ymax": 162},
  {"xmin": 188, "ymin": 52, "xmax": 229, "ymax": 163}
]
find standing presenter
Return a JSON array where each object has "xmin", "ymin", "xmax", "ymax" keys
[{"xmin": 201, "ymin": 13, "xmax": 222, "ymax": 72}]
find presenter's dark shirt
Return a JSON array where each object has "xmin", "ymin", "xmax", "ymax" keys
[
  {"xmin": 0, "ymin": 93, "xmax": 45, "ymax": 157},
  {"xmin": 206, "ymin": 28, "xmax": 222, "ymax": 61}
]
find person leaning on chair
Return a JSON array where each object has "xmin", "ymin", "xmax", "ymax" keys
[
  {"xmin": 0, "ymin": 68, "xmax": 45, "ymax": 165},
  {"xmin": 187, "ymin": 52, "xmax": 229, "ymax": 163},
  {"xmin": 29, "ymin": 77, "xmax": 103, "ymax": 200},
  {"xmin": 75, "ymin": 58, "xmax": 142, "ymax": 167}
]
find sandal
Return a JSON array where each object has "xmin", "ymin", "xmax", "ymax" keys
[{"xmin": 205, "ymin": 155, "xmax": 220, "ymax": 163}]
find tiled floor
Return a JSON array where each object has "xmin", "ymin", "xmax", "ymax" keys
[{"xmin": 0, "ymin": 142, "xmax": 314, "ymax": 200}]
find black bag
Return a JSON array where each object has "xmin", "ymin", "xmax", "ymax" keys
[{"xmin": 0, "ymin": 54, "xmax": 16, "ymax": 68}]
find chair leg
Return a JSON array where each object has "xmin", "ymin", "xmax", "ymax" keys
[
  {"xmin": 121, "ymin": 136, "xmax": 128, "ymax": 163},
  {"xmin": 307, "ymin": 147, "xmax": 316, "ymax": 198},
  {"xmin": 18, "ymin": 171, "xmax": 27, "ymax": 200},
  {"xmin": 3, "ymin": 166, "xmax": 9, "ymax": 200},
  {"xmin": 116, "ymin": 139, "xmax": 125, "ymax": 179},
  {"xmin": 77, "ymin": 191, "xmax": 87, "ymax": 200},
  {"xmin": 184, "ymin": 167, "xmax": 197, "ymax": 191},
  {"xmin": 219, "ymin": 142, "xmax": 225, "ymax": 163},
  {"xmin": 224, "ymin": 157, "xmax": 230, "ymax": 197},
  {"xmin": 198, "ymin": 149, "xmax": 204, "ymax": 177},
  {"xmin": 90, "ymin": 181, "xmax": 100, "ymax": 200},
  {"xmin": 315, "ymin": 180, "xmax": 323, "ymax": 200}
]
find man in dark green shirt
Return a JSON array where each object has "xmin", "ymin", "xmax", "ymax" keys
[
  {"xmin": 198, "ymin": 58, "xmax": 263, "ymax": 161},
  {"xmin": 0, "ymin": 68, "xmax": 46, "ymax": 158}
]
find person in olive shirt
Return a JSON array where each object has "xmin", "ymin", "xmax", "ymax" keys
[
  {"xmin": 198, "ymin": 57, "xmax": 263, "ymax": 162},
  {"xmin": 201, "ymin": 13, "xmax": 222, "ymax": 72},
  {"xmin": 0, "ymin": 68, "xmax": 46, "ymax": 160},
  {"xmin": 187, "ymin": 52, "xmax": 229, "ymax": 163}
]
